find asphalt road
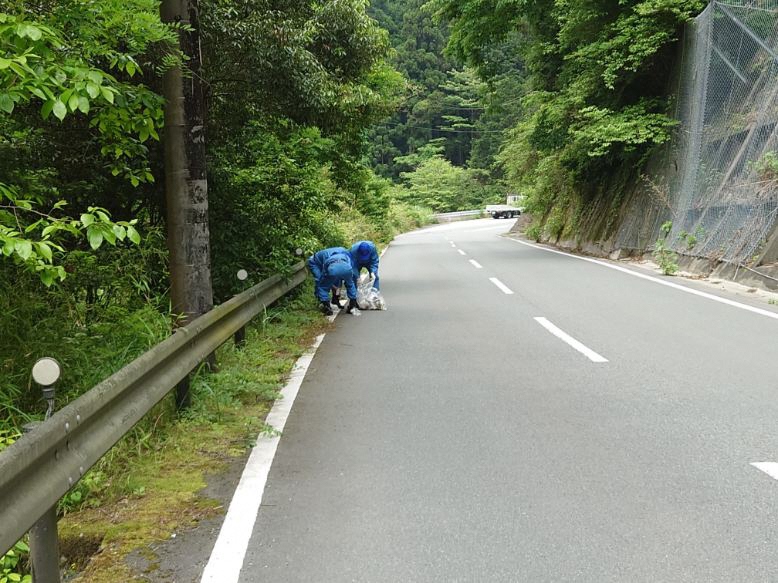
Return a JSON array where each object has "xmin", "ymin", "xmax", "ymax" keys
[{"xmin": 233, "ymin": 218, "xmax": 778, "ymax": 582}]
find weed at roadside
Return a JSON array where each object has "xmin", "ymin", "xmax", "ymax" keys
[{"xmin": 654, "ymin": 221, "xmax": 679, "ymax": 275}]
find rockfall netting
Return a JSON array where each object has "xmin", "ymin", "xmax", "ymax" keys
[{"xmin": 615, "ymin": 0, "xmax": 778, "ymax": 263}]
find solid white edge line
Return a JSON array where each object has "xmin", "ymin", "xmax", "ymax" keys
[
  {"xmin": 507, "ymin": 237, "xmax": 778, "ymax": 321},
  {"xmin": 458, "ymin": 249, "xmax": 467, "ymax": 256},
  {"xmin": 534, "ymin": 317, "xmax": 608, "ymax": 363},
  {"xmin": 201, "ymin": 333, "xmax": 327, "ymax": 582},
  {"xmin": 489, "ymin": 277, "xmax": 514, "ymax": 295},
  {"xmin": 469, "ymin": 259, "xmax": 483, "ymax": 269},
  {"xmin": 751, "ymin": 462, "xmax": 778, "ymax": 481},
  {"xmin": 202, "ymin": 244, "xmax": 391, "ymax": 582}
]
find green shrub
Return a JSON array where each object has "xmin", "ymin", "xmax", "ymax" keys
[{"xmin": 653, "ymin": 221, "xmax": 679, "ymax": 275}]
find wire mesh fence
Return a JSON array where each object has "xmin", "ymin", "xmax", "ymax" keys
[{"xmin": 615, "ymin": 0, "xmax": 778, "ymax": 264}]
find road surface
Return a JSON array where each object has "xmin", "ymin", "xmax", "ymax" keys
[{"xmin": 210, "ymin": 218, "xmax": 778, "ymax": 582}]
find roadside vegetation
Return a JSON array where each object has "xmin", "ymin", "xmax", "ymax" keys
[{"xmin": 428, "ymin": 0, "xmax": 705, "ymax": 239}]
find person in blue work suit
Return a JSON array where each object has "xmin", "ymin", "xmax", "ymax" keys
[
  {"xmin": 350, "ymin": 240, "xmax": 380, "ymax": 290},
  {"xmin": 307, "ymin": 247, "xmax": 358, "ymax": 316}
]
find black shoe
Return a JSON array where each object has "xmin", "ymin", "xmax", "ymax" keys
[
  {"xmin": 331, "ymin": 293, "xmax": 341, "ymax": 308},
  {"xmin": 319, "ymin": 301, "xmax": 333, "ymax": 316}
]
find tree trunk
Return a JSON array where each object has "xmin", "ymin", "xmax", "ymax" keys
[{"xmin": 161, "ymin": 0, "xmax": 213, "ymax": 327}]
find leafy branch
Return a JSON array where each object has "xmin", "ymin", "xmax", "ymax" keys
[{"xmin": 0, "ymin": 182, "xmax": 140, "ymax": 286}]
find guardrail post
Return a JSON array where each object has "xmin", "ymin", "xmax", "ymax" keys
[
  {"xmin": 234, "ymin": 326, "xmax": 246, "ymax": 348},
  {"xmin": 29, "ymin": 505, "xmax": 60, "ymax": 583},
  {"xmin": 25, "ymin": 357, "xmax": 63, "ymax": 582},
  {"xmin": 176, "ymin": 377, "xmax": 191, "ymax": 410},
  {"xmin": 233, "ymin": 269, "xmax": 250, "ymax": 350},
  {"xmin": 23, "ymin": 423, "xmax": 61, "ymax": 583}
]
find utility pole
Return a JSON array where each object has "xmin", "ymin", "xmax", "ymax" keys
[
  {"xmin": 160, "ymin": 0, "xmax": 214, "ymax": 327},
  {"xmin": 161, "ymin": 0, "xmax": 214, "ymax": 408}
]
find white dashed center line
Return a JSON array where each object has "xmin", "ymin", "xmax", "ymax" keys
[
  {"xmin": 458, "ymin": 249, "xmax": 467, "ymax": 256},
  {"xmin": 751, "ymin": 462, "xmax": 778, "ymax": 481},
  {"xmin": 534, "ymin": 317, "xmax": 608, "ymax": 363},
  {"xmin": 469, "ymin": 259, "xmax": 483, "ymax": 269},
  {"xmin": 489, "ymin": 277, "xmax": 513, "ymax": 294}
]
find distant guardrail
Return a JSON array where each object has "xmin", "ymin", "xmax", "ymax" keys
[
  {"xmin": 0, "ymin": 263, "xmax": 308, "ymax": 564},
  {"xmin": 432, "ymin": 210, "xmax": 484, "ymax": 223}
]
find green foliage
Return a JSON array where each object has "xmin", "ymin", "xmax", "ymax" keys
[
  {"xmin": 387, "ymin": 199, "xmax": 434, "ymax": 231},
  {"xmin": 202, "ymin": 0, "xmax": 400, "ymax": 136},
  {"xmin": 0, "ymin": 428, "xmax": 19, "ymax": 452},
  {"xmin": 654, "ymin": 220, "xmax": 679, "ymax": 274},
  {"xmin": 0, "ymin": 541, "xmax": 30, "ymax": 583},
  {"xmin": 58, "ymin": 468, "xmax": 107, "ymax": 515},
  {"xmin": 525, "ymin": 222, "xmax": 542, "ymax": 241},
  {"xmin": 0, "ymin": 2, "xmax": 173, "ymax": 284},
  {"xmin": 431, "ymin": 0, "xmax": 704, "ymax": 235},
  {"xmin": 396, "ymin": 155, "xmax": 485, "ymax": 211},
  {"xmin": 0, "ymin": 187, "xmax": 143, "ymax": 285},
  {"xmin": 677, "ymin": 226, "xmax": 703, "ymax": 251},
  {"xmin": 0, "ymin": 233, "xmax": 169, "ymax": 433},
  {"xmin": 202, "ymin": 0, "xmax": 404, "ymax": 300},
  {"xmin": 753, "ymin": 151, "xmax": 778, "ymax": 181},
  {"xmin": 571, "ymin": 102, "xmax": 677, "ymax": 158},
  {"xmin": 0, "ymin": 4, "xmax": 169, "ymax": 180},
  {"xmin": 366, "ymin": 0, "xmax": 457, "ymax": 177}
]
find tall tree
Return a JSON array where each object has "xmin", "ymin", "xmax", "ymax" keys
[{"xmin": 161, "ymin": 0, "xmax": 213, "ymax": 324}]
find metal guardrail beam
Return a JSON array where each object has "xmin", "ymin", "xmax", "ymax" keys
[
  {"xmin": 432, "ymin": 210, "xmax": 483, "ymax": 219},
  {"xmin": 433, "ymin": 210, "xmax": 485, "ymax": 223},
  {"xmin": 0, "ymin": 263, "xmax": 307, "ymax": 555}
]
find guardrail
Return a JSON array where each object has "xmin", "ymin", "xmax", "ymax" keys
[
  {"xmin": 0, "ymin": 263, "xmax": 308, "ymax": 563},
  {"xmin": 432, "ymin": 210, "xmax": 484, "ymax": 223}
]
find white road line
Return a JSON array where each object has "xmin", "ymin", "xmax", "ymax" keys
[
  {"xmin": 489, "ymin": 277, "xmax": 513, "ymax": 294},
  {"xmin": 469, "ymin": 259, "xmax": 483, "ymax": 269},
  {"xmin": 204, "ymin": 243, "xmax": 389, "ymax": 580},
  {"xmin": 507, "ymin": 237, "xmax": 778, "ymax": 322},
  {"xmin": 201, "ymin": 334, "xmax": 327, "ymax": 583},
  {"xmin": 751, "ymin": 462, "xmax": 778, "ymax": 481},
  {"xmin": 534, "ymin": 317, "xmax": 608, "ymax": 363},
  {"xmin": 450, "ymin": 242, "xmax": 457, "ymax": 248},
  {"xmin": 458, "ymin": 249, "xmax": 467, "ymax": 256}
]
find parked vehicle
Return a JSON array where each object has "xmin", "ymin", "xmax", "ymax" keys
[{"xmin": 486, "ymin": 204, "xmax": 521, "ymax": 219}]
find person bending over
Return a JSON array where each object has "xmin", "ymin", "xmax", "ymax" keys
[
  {"xmin": 307, "ymin": 247, "xmax": 358, "ymax": 316},
  {"xmin": 350, "ymin": 240, "xmax": 380, "ymax": 290}
]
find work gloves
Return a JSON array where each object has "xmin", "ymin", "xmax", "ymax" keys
[{"xmin": 319, "ymin": 300, "xmax": 333, "ymax": 316}]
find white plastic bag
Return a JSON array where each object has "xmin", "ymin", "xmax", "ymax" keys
[{"xmin": 356, "ymin": 274, "xmax": 387, "ymax": 310}]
